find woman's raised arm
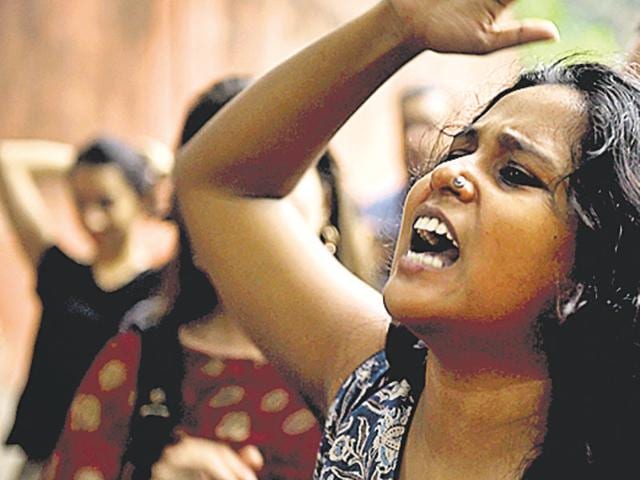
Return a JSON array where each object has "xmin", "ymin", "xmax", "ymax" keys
[
  {"xmin": 0, "ymin": 140, "xmax": 76, "ymax": 266},
  {"xmin": 176, "ymin": 0, "xmax": 557, "ymax": 412}
]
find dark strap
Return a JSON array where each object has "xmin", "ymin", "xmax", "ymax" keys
[
  {"xmin": 385, "ymin": 322, "xmax": 428, "ymax": 392},
  {"xmin": 120, "ymin": 318, "xmax": 185, "ymax": 479}
]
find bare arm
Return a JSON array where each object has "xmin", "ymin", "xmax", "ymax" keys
[
  {"xmin": 176, "ymin": 0, "xmax": 558, "ymax": 412},
  {"xmin": 0, "ymin": 139, "xmax": 75, "ymax": 266}
]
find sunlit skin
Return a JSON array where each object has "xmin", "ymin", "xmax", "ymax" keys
[
  {"xmin": 68, "ymin": 164, "xmax": 143, "ymax": 255},
  {"xmin": 384, "ymin": 84, "xmax": 586, "ymax": 375}
]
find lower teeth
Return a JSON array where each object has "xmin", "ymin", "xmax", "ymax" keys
[{"xmin": 407, "ymin": 251, "xmax": 446, "ymax": 269}]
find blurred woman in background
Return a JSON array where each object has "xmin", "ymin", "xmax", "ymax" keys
[{"xmin": 0, "ymin": 137, "xmax": 167, "ymax": 476}]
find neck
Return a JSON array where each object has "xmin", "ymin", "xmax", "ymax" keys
[
  {"xmin": 423, "ymin": 353, "xmax": 550, "ymax": 429},
  {"xmin": 419, "ymin": 320, "xmax": 550, "ymax": 377},
  {"xmin": 94, "ymin": 231, "xmax": 135, "ymax": 265},
  {"xmin": 92, "ymin": 231, "xmax": 147, "ymax": 291},
  {"xmin": 407, "ymin": 352, "xmax": 549, "ymax": 479}
]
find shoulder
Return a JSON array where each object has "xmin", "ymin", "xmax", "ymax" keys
[
  {"xmin": 81, "ymin": 331, "xmax": 143, "ymax": 394},
  {"xmin": 47, "ymin": 331, "xmax": 143, "ymax": 479},
  {"xmin": 65, "ymin": 331, "xmax": 143, "ymax": 430},
  {"xmin": 59, "ymin": 331, "xmax": 142, "ymax": 439}
]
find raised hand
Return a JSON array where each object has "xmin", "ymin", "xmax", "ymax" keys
[{"xmin": 386, "ymin": 0, "xmax": 559, "ymax": 54}]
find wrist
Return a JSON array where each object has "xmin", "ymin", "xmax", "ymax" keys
[
  {"xmin": 358, "ymin": 1, "xmax": 425, "ymax": 72},
  {"xmin": 0, "ymin": 141, "xmax": 75, "ymax": 172},
  {"xmin": 374, "ymin": 0, "xmax": 426, "ymax": 57}
]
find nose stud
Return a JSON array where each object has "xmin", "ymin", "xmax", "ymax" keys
[{"xmin": 452, "ymin": 176, "xmax": 467, "ymax": 189}]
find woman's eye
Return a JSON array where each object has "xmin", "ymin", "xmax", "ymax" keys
[{"xmin": 499, "ymin": 163, "xmax": 544, "ymax": 188}]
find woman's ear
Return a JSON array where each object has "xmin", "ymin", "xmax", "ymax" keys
[{"xmin": 135, "ymin": 136, "xmax": 175, "ymax": 218}]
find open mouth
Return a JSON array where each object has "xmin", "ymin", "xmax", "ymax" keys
[{"xmin": 408, "ymin": 215, "xmax": 460, "ymax": 269}]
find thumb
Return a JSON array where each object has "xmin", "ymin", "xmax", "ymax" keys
[
  {"xmin": 490, "ymin": 19, "xmax": 559, "ymax": 51},
  {"xmin": 238, "ymin": 445, "xmax": 264, "ymax": 472}
]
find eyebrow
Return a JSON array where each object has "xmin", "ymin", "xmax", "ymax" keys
[{"xmin": 453, "ymin": 126, "xmax": 561, "ymax": 173}]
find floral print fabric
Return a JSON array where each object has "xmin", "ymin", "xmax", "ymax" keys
[{"xmin": 314, "ymin": 323, "xmax": 427, "ymax": 480}]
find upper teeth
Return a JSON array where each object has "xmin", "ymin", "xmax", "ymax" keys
[{"xmin": 413, "ymin": 216, "xmax": 458, "ymax": 247}]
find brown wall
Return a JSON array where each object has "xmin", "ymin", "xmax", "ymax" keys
[{"xmin": 0, "ymin": 0, "xmax": 519, "ymax": 389}]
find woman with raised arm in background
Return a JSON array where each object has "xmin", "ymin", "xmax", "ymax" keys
[{"xmin": 1, "ymin": 137, "xmax": 166, "ymax": 477}]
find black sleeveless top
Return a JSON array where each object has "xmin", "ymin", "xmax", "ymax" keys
[{"xmin": 6, "ymin": 247, "xmax": 163, "ymax": 460}]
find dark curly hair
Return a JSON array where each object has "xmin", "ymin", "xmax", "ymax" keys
[{"xmin": 472, "ymin": 60, "xmax": 640, "ymax": 478}]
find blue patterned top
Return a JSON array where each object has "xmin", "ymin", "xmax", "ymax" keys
[{"xmin": 314, "ymin": 323, "xmax": 428, "ymax": 480}]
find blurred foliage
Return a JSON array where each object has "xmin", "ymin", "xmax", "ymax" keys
[{"xmin": 513, "ymin": 0, "xmax": 623, "ymax": 67}]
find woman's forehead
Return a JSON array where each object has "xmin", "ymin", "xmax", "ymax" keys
[
  {"xmin": 479, "ymin": 84, "xmax": 585, "ymax": 131},
  {"xmin": 474, "ymin": 84, "xmax": 586, "ymax": 168},
  {"xmin": 70, "ymin": 163, "xmax": 134, "ymax": 194}
]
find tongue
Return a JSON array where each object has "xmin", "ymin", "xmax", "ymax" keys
[
  {"xmin": 417, "ymin": 229, "xmax": 456, "ymax": 255},
  {"xmin": 411, "ymin": 231, "xmax": 460, "ymax": 262},
  {"xmin": 438, "ymin": 247, "xmax": 460, "ymax": 262}
]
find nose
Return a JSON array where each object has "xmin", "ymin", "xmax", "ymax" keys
[{"xmin": 429, "ymin": 163, "xmax": 476, "ymax": 203}]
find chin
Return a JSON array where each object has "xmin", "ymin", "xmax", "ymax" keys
[
  {"xmin": 381, "ymin": 272, "xmax": 402, "ymax": 318},
  {"xmin": 384, "ymin": 279, "xmax": 435, "ymax": 325},
  {"xmin": 384, "ymin": 275, "xmax": 468, "ymax": 341},
  {"xmin": 385, "ymin": 269, "xmax": 450, "ymax": 311}
]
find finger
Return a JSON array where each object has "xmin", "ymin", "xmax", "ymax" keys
[
  {"xmin": 162, "ymin": 438, "xmax": 251, "ymax": 480},
  {"xmin": 202, "ymin": 445, "xmax": 259, "ymax": 480},
  {"xmin": 490, "ymin": 19, "xmax": 559, "ymax": 51},
  {"xmin": 238, "ymin": 445, "xmax": 264, "ymax": 472},
  {"xmin": 199, "ymin": 460, "xmax": 241, "ymax": 480}
]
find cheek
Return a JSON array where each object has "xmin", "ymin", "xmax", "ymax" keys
[
  {"xmin": 111, "ymin": 197, "xmax": 141, "ymax": 227},
  {"xmin": 406, "ymin": 174, "xmax": 433, "ymax": 203},
  {"xmin": 469, "ymin": 215, "xmax": 575, "ymax": 319}
]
